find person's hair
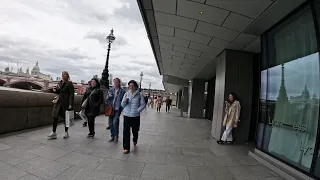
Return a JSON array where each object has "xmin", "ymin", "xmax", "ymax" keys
[
  {"xmin": 91, "ymin": 78, "xmax": 101, "ymax": 88},
  {"xmin": 228, "ymin": 93, "xmax": 237, "ymax": 102},
  {"xmin": 128, "ymin": 80, "xmax": 139, "ymax": 89},
  {"xmin": 113, "ymin": 78, "xmax": 121, "ymax": 83},
  {"xmin": 62, "ymin": 71, "xmax": 70, "ymax": 81}
]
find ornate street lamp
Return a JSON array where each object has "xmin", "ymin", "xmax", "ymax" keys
[
  {"xmin": 139, "ymin": 71, "xmax": 143, "ymax": 92},
  {"xmin": 101, "ymin": 29, "xmax": 116, "ymax": 89}
]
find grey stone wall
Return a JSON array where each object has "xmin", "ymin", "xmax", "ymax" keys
[{"xmin": 0, "ymin": 89, "xmax": 87, "ymax": 134}]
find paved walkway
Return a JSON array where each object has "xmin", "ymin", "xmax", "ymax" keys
[{"xmin": 0, "ymin": 107, "xmax": 284, "ymax": 180}]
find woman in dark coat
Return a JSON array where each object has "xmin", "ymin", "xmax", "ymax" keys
[
  {"xmin": 48, "ymin": 71, "xmax": 74, "ymax": 140},
  {"xmin": 84, "ymin": 78, "xmax": 103, "ymax": 138}
]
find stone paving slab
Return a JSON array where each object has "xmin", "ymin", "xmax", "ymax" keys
[{"xmin": 0, "ymin": 107, "xmax": 284, "ymax": 180}]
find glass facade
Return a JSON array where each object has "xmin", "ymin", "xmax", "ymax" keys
[{"xmin": 258, "ymin": 2, "xmax": 320, "ymax": 177}]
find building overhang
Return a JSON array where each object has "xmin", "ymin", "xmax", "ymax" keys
[
  {"xmin": 137, "ymin": 0, "xmax": 306, "ymax": 90},
  {"xmin": 162, "ymin": 75, "xmax": 189, "ymax": 93}
]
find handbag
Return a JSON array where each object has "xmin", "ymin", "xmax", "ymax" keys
[
  {"xmin": 81, "ymin": 89, "xmax": 96, "ymax": 109},
  {"xmin": 65, "ymin": 110, "xmax": 74, "ymax": 127},
  {"xmin": 52, "ymin": 96, "xmax": 59, "ymax": 104},
  {"xmin": 105, "ymin": 104, "xmax": 114, "ymax": 117}
]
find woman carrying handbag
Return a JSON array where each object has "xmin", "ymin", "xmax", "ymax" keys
[{"xmin": 48, "ymin": 71, "xmax": 74, "ymax": 140}]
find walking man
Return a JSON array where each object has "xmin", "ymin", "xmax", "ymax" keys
[{"xmin": 165, "ymin": 96, "xmax": 172, "ymax": 113}]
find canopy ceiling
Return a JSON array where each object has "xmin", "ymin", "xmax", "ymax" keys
[{"xmin": 137, "ymin": 0, "xmax": 306, "ymax": 92}]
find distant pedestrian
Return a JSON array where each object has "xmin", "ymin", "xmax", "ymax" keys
[
  {"xmin": 150, "ymin": 97, "xmax": 154, "ymax": 108},
  {"xmin": 121, "ymin": 80, "xmax": 146, "ymax": 154},
  {"xmin": 106, "ymin": 78, "xmax": 125, "ymax": 143},
  {"xmin": 48, "ymin": 71, "xmax": 74, "ymax": 140},
  {"xmin": 156, "ymin": 96, "xmax": 163, "ymax": 112},
  {"xmin": 165, "ymin": 96, "xmax": 172, "ymax": 113},
  {"xmin": 84, "ymin": 78, "xmax": 103, "ymax": 138}
]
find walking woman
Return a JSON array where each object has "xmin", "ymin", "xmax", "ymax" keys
[
  {"xmin": 121, "ymin": 80, "xmax": 146, "ymax": 154},
  {"xmin": 217, "ymin": 93, "xmax": 241, "ymax": 144},
  {"xmin": 106, "ymin": 78, "xmax": 125, "ymax": 143},
  {"xmin": 48, "ymin": 71, "xmax": 74, "ymax": 140},
  {"xmin": 84, "ymin": 78, "xmax": 103, "ymax": 138},
  {"xmin": 156, "ymin": 96, "xmax": 163, "ymax": 113}
]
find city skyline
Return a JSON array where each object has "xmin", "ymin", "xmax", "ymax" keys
[{"xmin": 0, "ymin": 0, "xmax": 164, "ymax": 90}]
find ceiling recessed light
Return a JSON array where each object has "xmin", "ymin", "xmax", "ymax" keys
[{"xmin": 199, "ymin": 11, "xmax": 204, "ymax": 14}]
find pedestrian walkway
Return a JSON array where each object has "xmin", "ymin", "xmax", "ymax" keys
[{"xmin": 0, "ymin": 107, "xmax": 284, "ymax": 180}]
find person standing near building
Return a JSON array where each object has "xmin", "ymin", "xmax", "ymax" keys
[
  {"xmin": 84, "ymin": 78, "xmax": 103, "ymax": 138},
  {"xmin": 165, "ymin": 96, "xmax": 172, "ymax": 113},
  {"xmin": 156, "ymin": 96, "xmax": 163, "ymax": 113},
  {"xmin": 121, "ymin": 80, "xmax": 146, "ymax": 154},
  {"xmin": 106, "ymin": 78, "xmax": 125, "ymax": 143},
  {"xmin": 217, "ymin": 93, "xmax": 241, "ymax": 144},
  {"xmin": 48, "ymin": 71, "xmax": 74, "ymax": 140}
]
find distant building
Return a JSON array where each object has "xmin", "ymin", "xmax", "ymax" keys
[{"xmin": 0, "ymin": 61, "xmax": 51, "ymax": 81}]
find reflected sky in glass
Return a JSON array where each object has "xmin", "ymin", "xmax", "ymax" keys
[{"xmin": 261, "ymin": 52, "xmax": 319, "ymax": 100}]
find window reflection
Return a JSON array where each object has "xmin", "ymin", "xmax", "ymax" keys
[{"xmin": 259, "ymin": 5, "xmax": 319, "ymax": 171}]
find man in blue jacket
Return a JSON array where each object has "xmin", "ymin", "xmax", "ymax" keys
[{"xmin": 106, "ymin": 78, "xmax": 125, "ymax": 143}]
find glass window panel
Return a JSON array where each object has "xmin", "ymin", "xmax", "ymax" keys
[
  {"xmin": 260, "ymin": 5, "xmax": 319, "ymax": 172},
  {"xmin": 310, "ymin": 0, "xmax": 320, "ymax": 177}
]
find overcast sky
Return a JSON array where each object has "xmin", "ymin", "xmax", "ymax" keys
[{"xmin": 0, "ymin": 0, "xmax": 163, "ymax": 89}]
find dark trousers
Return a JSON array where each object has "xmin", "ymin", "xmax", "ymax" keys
[
  {"xmin": 88, "ymin": 116, "xmax": 96, "ymax": 135},
  {"xmin": 157, "ymin": 107, "xmax": 161, "ymax": 112},
  {"xmin": 123, "ymin": 116, "xmax": 140, "ymax": 151},
  {"xmin": 166, "ymin": 105, "xmax": 171, "ymax": 112},
  {"xmin": 53, "ymin": 108, "xmax": 68, "ymax": 132}
]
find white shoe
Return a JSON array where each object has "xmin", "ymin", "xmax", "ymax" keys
[
  {"xmin": 63, "ymin": 132, "xmax": 69, "ymax": 139},
  {"xmin": 47, "ymin": 132, "xmax": 57, "ymax": 140}
]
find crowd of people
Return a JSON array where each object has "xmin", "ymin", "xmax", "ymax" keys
[{"xmin": 46, "ymin": 71, "xmax": 173, "ymax": 154}]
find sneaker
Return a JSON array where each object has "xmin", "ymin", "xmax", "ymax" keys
[
  {"xmin": 123, "ymin": 149, "xmax": 130, "ymax": 154},
  {"xmin": 217, "ymin": 140, "xmax": 224, "ymax": 144},
  {"xmin": 133, "ymin": 141, "xmax": 137, "ymax": 146},
  {"xmin": 106, "ymin": 126, "xmax": 110, "ymax": 130},
  {"xmin": 87, "ymin": 133, "xmax": 94, "ymax": 138},
  {"xmin": 82, "ymin": 122, "xmax": 87, "ymax": 127},
  {"xmin": 63, "ymin": 132, "xmax": 69, "ymax": 139},
  {"xmin": 108, "ymin": 137, "xmax": 115, "ymax": 142},
  {"xmin": 47, "ymin": 132, "xmax": 57, "ymax": 140},
  {"xmin": 114, "ymin": 136, "xmax": 118, "ymax": 143}
]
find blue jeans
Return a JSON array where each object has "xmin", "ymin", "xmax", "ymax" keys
[{"xmin": 109, "ymin": 110, "xmax": 121, "ymax": 137}]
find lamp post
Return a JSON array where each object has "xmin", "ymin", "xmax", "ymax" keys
[
  {"xmin": 101, "ymin": 29, "xmax": 116, "ymax": 89},
  {"xmin": 148, "ymin": 82, "xmax": 151, "ymax": 96},
  {"xmin": 139, "ymin": 71, "xmax": 143, "ymax": 92}
]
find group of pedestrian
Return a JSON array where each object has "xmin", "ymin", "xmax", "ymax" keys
[
  {"xmin": 47, "ymin": 71, "xmax": 146, "ymax": 154},
  {"xmin": 145, "ymin": 96, "xmax": 172, "ymax": 113}
]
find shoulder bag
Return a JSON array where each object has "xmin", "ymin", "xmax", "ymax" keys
[{"xmin": 81, "ymin": 89, "xmax": 96, "ymax": 109}]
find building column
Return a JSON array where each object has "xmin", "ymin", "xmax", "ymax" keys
[
  {"xmin": 211, "ymin": 50, "xmax": 254, "ymax": 143},
  {"xmin": 182, "ymin": 86, "xmax": 189, "ymax": 112},
  {"xmin": 188, "ymin": 79, "xmax": 205, "ymax": 118},
  {"xmin": 177, "ymin": 90, "xmax": 182, "ymax": 109}
]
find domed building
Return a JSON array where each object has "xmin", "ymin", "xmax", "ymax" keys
[{"xmin": 30, "ymin": 61, "xmax": 51, "ymax": 80}]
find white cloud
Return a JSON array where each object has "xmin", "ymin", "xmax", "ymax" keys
[{"xmin": 0, "ymin": 0, "xmax": 163, "ymax": 90}]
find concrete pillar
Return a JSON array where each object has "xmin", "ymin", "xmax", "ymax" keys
[
  {"xmin": 188, "ymin": 79, "xmax": 205, "ymax": 118},
  {"xmin": 182, "ymin": 87, "xmax": 189, "ymax": 112},
  {"xmin": 177, "ymin": 90, "xmax": 182, "ymax": 109},
  {"xmin": 211, "ymin": 50, "xmax": 254, "ymax": 143}
]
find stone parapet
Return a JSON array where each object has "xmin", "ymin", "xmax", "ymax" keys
[{"xmin": 0, "ymin": 88, "xmax": 86, "ymax": 134}]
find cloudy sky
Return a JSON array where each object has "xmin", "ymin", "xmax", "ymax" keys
[{"xmin": 0, "ymin": 0, "xmax": 163, "ymax": 89}]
